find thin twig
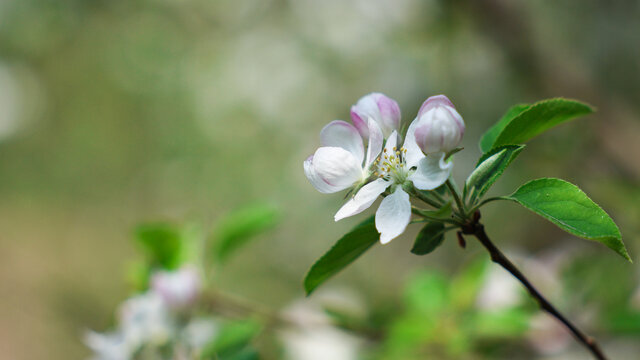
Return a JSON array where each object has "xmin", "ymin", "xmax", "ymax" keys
[
  {"xmin": 446, "ymin": 179, "xmax": 466, "ymax": 217},
  {"xmin": 462, "ymin": 215, "xmax": 608, "ymax": 360},
  {"xmin": 412, "ymin": 189, "xmax": 445, "ymax": 209},
  {"xmin": 411, "ymin": 207, "xmax": 460, "ymax": 225}
]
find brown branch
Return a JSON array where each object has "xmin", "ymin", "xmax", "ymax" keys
[{"xmin": 462, "ymin": 213, "xmax": 607, "ymax": 360}]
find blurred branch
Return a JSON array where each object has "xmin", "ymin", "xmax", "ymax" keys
[{"xmin": 200, "ymin": 290, "xmax": 383, "ymax": 340}]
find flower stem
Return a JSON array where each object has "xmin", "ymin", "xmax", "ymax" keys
[
  {"xmin": 411, "ymin": 207, "xmax": 460, "ymax": 225},
  {"xmin": 462, "ymin": 213, "xmax": 608, "ymax": 360},
  {"xmin": 411, "ymin": 188, "xmax": 444, "ymax": 209},
  {"xmin": 466, "ymin": 196, "xmax": 506, "ymax": 215},
  {"xmin": 445, "ymin": 179, "xmax": 466, "ymax": 218},
  {"xmin": 429, "ymin": 189, "xmax": 447, "ymax": 204}
]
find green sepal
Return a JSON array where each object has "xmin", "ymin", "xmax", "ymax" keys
[{"xmin": 466, "ymin": 145, "xmax": 525, "ymax": 203}]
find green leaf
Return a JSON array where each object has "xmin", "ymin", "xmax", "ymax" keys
[
  {"xmin": 135, "ymin": 223, "xmax": 183, "ymax": 269},
  {"xmin": 213, "ymin": 203, "xmax": 280, "ymax": 262},
  {"xmin": 201, "ymin": 319, "xmax": 262, "ymax": 359},
  {"xmin": 450, "ymin": 260, "xmax": 489, "ymax": 309},
  {"xmin": 304, "ymin": 216, "xmax": 378, "ymax": 295},
  {"xmin": 466, "ymin": 145, "xmax": 525, "ymax": 202},
  {"xmin": 411, "ymin": 222, "xmax": 446, "ymax": 255},
  {"xmin": 503, "ymin": 178, "xmax": 630, "ymax": 260},
  {"xmin": 479, "ymin": 104, "xmax": 530, "ymax": 152},
  {"xmin": 490, "ymin": 98, "xmax": 594, "ymax": 150}
]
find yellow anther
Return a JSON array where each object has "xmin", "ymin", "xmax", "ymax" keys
[
  {"xmin": 393, "ymin": 147, "xmax": 397, "ymax": 151},
  {"xmin": 383, "ymin": 148, "xmax": 387, "ymax": 153}
]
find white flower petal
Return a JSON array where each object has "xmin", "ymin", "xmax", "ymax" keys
[
  {"xmin": 312, "ymin": 147, "xmax": 365, "ymax": 191},
  {"xmin": 320, "ymin": 120, "xmax": 364, "ymax": 164},
  {"xmin": 375, "ymin": 188, "xmax": 412, "ymax": 244},
  {"xmin": 383, "ymin": 130, "xmax": 398, "ymax": 154},
  {"xmin": 304, "ymin": 155, "xmax": 344, "ymax": 194},
  {"xmin": 351, "ymin": 93, "xmax": 400, "ymax": 138},
  {"xmin": 403, "ymin": 117, "xmax": 426, "ymax": 168},
  {"xmin": 85, "ymin": 331, "xmax": 132, "ymax": 360},
  {"xmin": 364, "ymin": 118, "xmax": 383, "ymax": 168},
  {"xmin": 334, "ymin": 178, "xmax": 390, "ymax": 221},
  {"xmin": 408, "ymin": 152, "xmax": 453, "ymax": 190}
]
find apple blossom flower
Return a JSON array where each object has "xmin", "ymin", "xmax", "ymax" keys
[
  {"xmin": 151, "ymin": 265, "xmax": 202, "ymax": 309},
  {"xmin": 350, "ymin": 92, "xmax": 401, "ymax": 138},
  {"xmin": 334, "ymin": 130, "xmax": 452, "ymax": 243},
  {"xmin": 305, "ymin": 97, "xmax": 454, "ymax": 243},
  {"xmin": 411, "ymin": 95, "xmax": 465, "ymax": 154}
]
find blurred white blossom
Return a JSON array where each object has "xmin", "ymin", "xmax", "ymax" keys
[
  {"xmin": 84, "ymin": 331, "xmax": 132, "ymax": 360},
  {"xmin": 151, "ymin": 265, "xmax": 201, "ymax": 309},
  {"xmin": 118, "ymin": 292, "xmax": 174, "ymax": 347},
  {"xmin": 0, "ymin": 63, "xmax": 45, "ymax": 141},
  {"xmin": 476, "ymin": 266, "xmax": 522, "ymax": 310},
  {"xmin": 280, "ymin": 296, "xmax": 364, "ymax": 360},
  {"xmin": 86, "ymin": 292, "xmax": 173, "ymax": 360},
  {"xmin": 86, "ymin": 266, "xmax": 210, "ymax": 359},
  {"xmin": 182, "ymin": 317, "xmax": 219, "ymax": 350}
]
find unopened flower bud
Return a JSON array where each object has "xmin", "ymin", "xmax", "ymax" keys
[
  {"xmin": 151, "ymin": 266, "xmax": 201, "ymax": 309},
  {"xmin": 350, "ymin": 92, "xmax": 401, "ymax": 138},
  {"xmin": 413, "ymin": 95, "xmax": 465, "ymax": 154}
]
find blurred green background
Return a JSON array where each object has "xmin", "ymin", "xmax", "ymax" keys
[{"xmin": 0, "ymin": 0, "xmax": 639, "ymax": 358}]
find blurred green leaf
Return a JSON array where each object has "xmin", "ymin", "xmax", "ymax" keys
[
  {"xmin": 503, "ymin": 178, "xmax": 630, "ymax": 260},
  {"xmin": 466, "ymin": 145, "xmax": 525, "ymax": 202},
  {"xmin": 304, "ymin": 216, "xmax": 378, "ymax": 295},
  {"xmin": 135, "ymin": 223, "xmax": 183, "ymax": 269},
  {"xmin": 125, "ymin": 260, "xmax": 151, "ymax": 291},
  {"xmin": 213, "ymin": 203, "xmax": 280, "ymax": 262},
  {"xmin": 480, "ymin": 104, "xmax": 530, "ymax": 152},
  {"xmin": 563, "ymin": 254, "xmax": 635, "ymax": 312},
  {"xmin": 488, "ymin": 98, "xmax": 593, "ymax": 150},
  {"xmin": 201, "ymin": 319, "xmax": 262, "ymax": 359},
  {"xmin": 450, "ymin": 260, "xmax": 489, "ymax": 309},
  {"xmin": 411, "ymin": 222, "xmax": 445, "ymax": 256},
  {"xmin": 473, "ymin": 308, "xmax": 530, "ymax": 337},
  {"xmin": 605, "ymin": 310, "xmax": 640, "ymax": 334},
  {"xmin": 404, "ymin": 272, "xmax": 449, "ymax": 316},
  {"xmin": 220, "ymin": 348, "xmax": 260, "ymax": 360}
]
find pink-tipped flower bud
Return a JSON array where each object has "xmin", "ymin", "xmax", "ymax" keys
[
  {"xmin": 350, "ymin": 92, "xmax": 401, "ymax": 138},
  {"xmin": 413, "ymin": 95, "xmax": 465, "ymax": 154},
  {"xmin": 151, "ymin": 266, "xmax": 201, "ymax": 309}
]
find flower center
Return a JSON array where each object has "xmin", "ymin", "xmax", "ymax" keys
[{"xmin": 374, "ymin": 146, "xmax": 409, "ymax": 184}]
